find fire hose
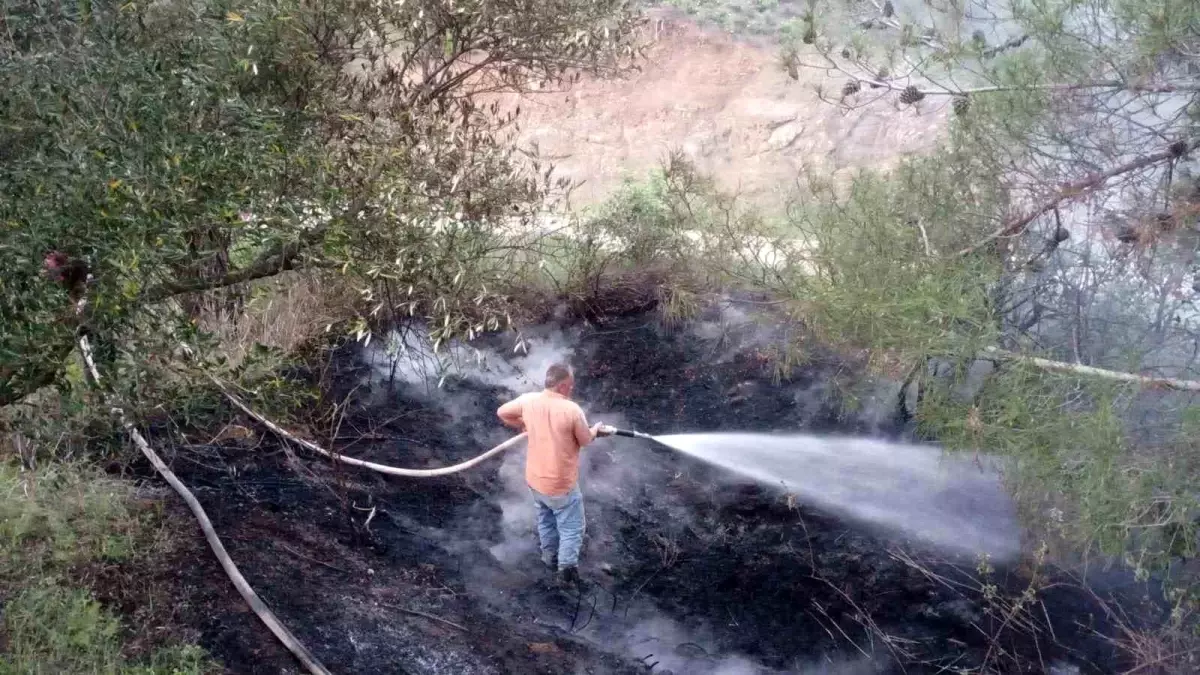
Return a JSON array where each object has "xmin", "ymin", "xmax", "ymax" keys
[
  {"xmin": 71, "ymin": 319, "xmax": 653, "ymax": 675},
  {"xmin": 218, "ymin": 381, "xmax": 652, "ymax": 476},
  {"xmin": 86, "ymin": 361, "xmax": 651, "ymax": 675}
]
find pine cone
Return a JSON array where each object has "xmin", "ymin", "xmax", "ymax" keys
[
  {"xmin": 952, "ymin": 96, "xmax": 970, "ymax": 116},
  {"xmin": 899, "ymin": 85, "xmax": 925, "ymax": 104},
  {"xmin": 842, "ymin": 80, "xmax": 861, "ymax": 97},
  {"xmin": 841, "ymin": 47, "xmax": 852, "ymax": 59},
  {"xmin": 1054, "ymin": 227, "xmax": 1070, "ymax": 243},
  {"xmin": 883, "ymin": 1, "xmax": 894, "ymax": 18}
]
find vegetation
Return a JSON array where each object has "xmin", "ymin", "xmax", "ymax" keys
[
  {"xmin": 769, "ymin": 0, "xmax": 1200, "ymax": 579},
  {"xmin": 1, "ymin": 0, "xmax": 643, "ymax": 410},
  {"xmin": 0, "ymin": 0, "xmax": 645, "ymax": 668},
  {"xmin": 562, "ymin": 0, "xmax": 1200, "ymax": 650},
  {"xmin": 652, "ymin": 0, "xmax": 808, "ymax": 37},
  {"xmin": 0, "ymin": 460, "xmax": 215, "ymax": 673},
  {"xmin": 3, "ymin": 0, "xmax": 1200, "ymax": 669}
]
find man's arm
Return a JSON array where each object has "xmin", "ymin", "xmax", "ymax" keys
[
  {"xmin": 497, "ymin": 397, "xmax": 525, "ymax": 431},
  {"xmin": 573, "ymin": 407, "xmax": 598, "ymax": 448}
]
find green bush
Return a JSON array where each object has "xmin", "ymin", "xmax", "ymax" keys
[
  {"xmin": 0, "ymin": 461, "xmax": 214, "ymax": 673},
  {"xmin": 0, "ymin": 586, "xmax": 211, "ymax": 675},
  {"xmin": 918, "ymin": 364, "xmax": 1200, "ymax": 578},
  {"xmin": 0, "ymin": 463, "xmax": 144, "ymax": 577}
]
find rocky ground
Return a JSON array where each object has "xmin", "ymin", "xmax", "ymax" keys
[{"xmin": 118, "ymin": 302, "xmax": 1169, "ymax": 674}]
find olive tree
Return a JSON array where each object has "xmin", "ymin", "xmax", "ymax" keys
[{"xmin": 0, "ymin": 0, "xmax": 642, "ymax": 408}]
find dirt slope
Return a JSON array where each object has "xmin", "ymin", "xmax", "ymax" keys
[{"xmin": 494, "ymin": 14, "xmax": 948, "ymax": 208}]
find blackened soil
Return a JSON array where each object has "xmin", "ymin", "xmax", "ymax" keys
[{"xmin": 141, "ymin": 308, "xmax": 1157, "ymax": 674}]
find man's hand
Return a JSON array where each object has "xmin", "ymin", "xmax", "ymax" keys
[{"xmin": 591, "ymin": 423, "xmax": 614, "ymax": 438}]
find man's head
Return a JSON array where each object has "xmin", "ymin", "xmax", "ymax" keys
[{"xmin": 544, "ymin": 363, "xmax": 575, "ymax": 396}]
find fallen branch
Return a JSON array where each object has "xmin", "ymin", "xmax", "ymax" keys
[
  {"xmin": 916, "ymin": 220, "xmax": 935, "ymax": 257},
  {"xmin": 957, "ymin": 139, "xmax": 1200, "ymax": 256},
  {"xmin": 276, "ymin": 542, "xmax": 351, "ymax": 575},
  {"xmin": 380, "ymin": 603, "xmax": 467, "ymax": 632},
  {"xmin": 77, "ymin": 336, "xmax": 332, "ymax": 675},
  {"xmin": 983, "ymin": 347, "xmax": 1200, "ymax": 392},
  {"xmin": 215, "ymin": 380, "xmax": 527, "ymax": 477},
  {"xmin": 853, "ymin": 79, "xmax": 1200, "ymax": 98}
]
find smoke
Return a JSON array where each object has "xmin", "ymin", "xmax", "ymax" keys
[
  {"xmin": 355, "ymin": 319, "xmax": 1017, "ymax": 673},
  {"xmin": 359, "ymin": 323, "xmax": 585, "ymax": 450},
  {"xmin": 690, "ymin": 301, "xmax": 784, "ymax": 365},
  {"xmin": 361, "ymin": 323, "xmax": 582, "ymax": 397},
  {"xmin": 589, "ymin": 614, "xmax": 764, "ymax": 675},
  {"xmin": 360, "ymin": 324, "xmax": 804, "ymax": 673},
  {"xmin": 487, "ymin": 406, "xmax": 639, "ymax": 566},
  {"xmin": 487, "ymin": 447, "xmax": 538, "ymax": 566}
]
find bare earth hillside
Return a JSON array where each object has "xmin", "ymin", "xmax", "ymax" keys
[{"xmin": 494, "ymin": 15, "xmax": 949, "ymax": 208}]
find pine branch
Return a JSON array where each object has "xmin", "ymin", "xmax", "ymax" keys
[{"xmin": 957, "ymin": 138, "xmax": 1200, "ymax": 257}]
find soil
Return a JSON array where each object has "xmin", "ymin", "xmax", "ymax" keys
[
  {"xmin": 487, "ymin": 12, "xmax": 949, "ymax": 209},
  {"xmin": 124, "ymin": 303, "xmax": 1162, "ymax": 674}
]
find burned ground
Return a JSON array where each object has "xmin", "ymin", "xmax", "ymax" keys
[{"xmin": 132, "ymin": 307, "xmax": 1160, "ymax": 674}]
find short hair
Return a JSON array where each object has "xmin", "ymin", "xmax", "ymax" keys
[{"xmin": 544, "ymin": 363, "xmax": 574, "ymax": 388}]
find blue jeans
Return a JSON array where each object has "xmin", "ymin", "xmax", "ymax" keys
[{"xmin": 530, "ymin": 485, "xmax": 585, "ymax": 569}]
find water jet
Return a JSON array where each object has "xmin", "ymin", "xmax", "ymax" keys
[{"xmin": 603, "ymin": 427, "xmax": 1020, "ymax": 560}]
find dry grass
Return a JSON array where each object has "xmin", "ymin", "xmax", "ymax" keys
[
  {"xmin": 1087, "ymin": 587, "xmax": 1200, "ymax": 675},
  {"xmin": 199, "ymin": 272, "xmax": 357, "ymax": 368}
]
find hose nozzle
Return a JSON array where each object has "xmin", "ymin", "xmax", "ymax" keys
[{"xmin": 600, "ymin": 425, "xmax": 652, "ymax": 440}]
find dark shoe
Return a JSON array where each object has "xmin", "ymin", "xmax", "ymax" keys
[{"xmin": 558, "ymin": 565, "xmax": 583, "ymax": 589}]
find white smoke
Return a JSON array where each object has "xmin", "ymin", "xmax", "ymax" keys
[
  {"xmin": 354, "ymin": 321, "xmax": 920, "ymax": 673},
  {"xmin": 690, "ymin": 300, "xmax": 783, "ymax": 365},
  {"xmin": 362, "ymin": 324, "xmax": 582, "ymax": 396}
]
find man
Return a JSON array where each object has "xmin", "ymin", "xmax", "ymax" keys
[{"xmin": 497, "ymin": 363, "xmax": 608, "ymax": 586}]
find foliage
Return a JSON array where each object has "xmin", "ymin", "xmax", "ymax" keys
[
  {"xmin": 0, "ymin": 462, "xmax": 146, "ymax": 575},
  {"xmin": 0, "ymin": 460, "xmax": 215, "ymax": 673},
  {"xmin": 0, "ymin": 0, "xmax": 643, "ymax": 408},
  {"xmin": 1, "ymin": 586, "xmax": 213, "ymax": 675},
  {"xmin": 761, "ymin": 0, "xmax": 1200, "ymax": 586},
  {"xmin": 652, "ymin": 0, "xmax": 800, "ymax": 37},
  {"xmin": 776, "ymin": 155, "xmax": 1005, "ymax": 357},
  {"xmin": 919, "ymin": 365, "xmax": 1200, "ymax": 576},
  {"xmin": 525, "ymin": 157, "xmax": 734, "ymax": 323}
]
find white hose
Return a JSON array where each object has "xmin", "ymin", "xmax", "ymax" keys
[
  {"xmin": 217, "ymin": 382, "xmax": 527, "ymax": 477},
  {"xmin": 80, "ymin": 339, "xmax": 332, "ymax": 675}
]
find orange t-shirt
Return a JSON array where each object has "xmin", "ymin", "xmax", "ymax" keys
[{"xmin": 497, "ymin": 390, "xmax": 594, "ymax": 496}]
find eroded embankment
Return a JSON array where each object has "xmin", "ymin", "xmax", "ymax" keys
[
  {"xmin": 485, "ymin": 14, "xmax": 949, "ymax": 209},
  {"xmin": 144, "ymin": 304, "xmax": 1156, "ymax": 674}
]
